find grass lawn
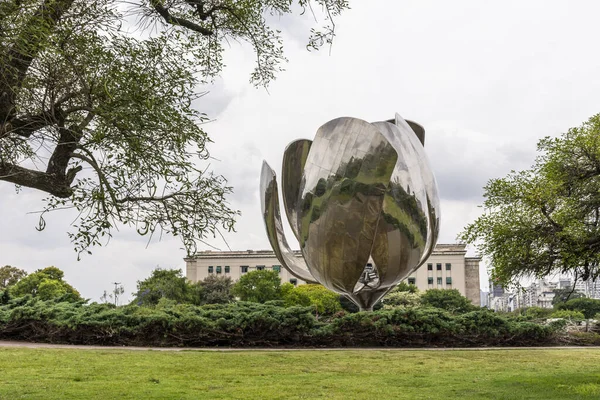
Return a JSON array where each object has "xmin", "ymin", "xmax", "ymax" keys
[{"xmin": 1, "ymin": 347, "xmax": 600, "ymax": 399}]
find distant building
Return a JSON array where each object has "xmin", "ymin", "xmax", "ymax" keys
[
  {"xmin": 480, "ymin": 291, "xmax": 489, "ymax": 308},
  {"xmin": 557, "ymin": 277, "xmax": 600, "ymax": 299},
  {"xmin": 184, "ymin": 244, "xmax": 481, "ymax": 305},
  {"xmin": 517, "ymin": 280, "xmax": 558, "ymax": 309}
]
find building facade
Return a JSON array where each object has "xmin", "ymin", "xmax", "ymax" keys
[{"xmin": 185, "ymin": 244, "xmax": 481, "ymax": 305}]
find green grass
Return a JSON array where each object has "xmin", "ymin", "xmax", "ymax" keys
[{"xmin": 1, "ymin": 348, "xmax": 600, "ymax": 399}]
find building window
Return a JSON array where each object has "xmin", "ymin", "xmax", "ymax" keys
[
  {"xmin": 437, "ymin": 277, "xmax": 442, "ymax": 285},
  {"xmin": 436, "ymin": 263, "xmax": 442, "ymax": 271},
  {"xmin": 446, "ymin": 263, "xmax": 451, "ymax": 271},
  {"xmin": 240, "ymin": 266, "xmax": 248, "ymax": 273},
  {"xmin": 427, "ymin": 263, "xmax": 433, "ymax": 271},
  {"xmin": 225, "ymin": 266, "xmax": 230, "ymax": 273},
  {"xmin": 446, "ymin": 277, "xmax": 452, "ymax": 285},
  {"xmin": 408, "ymin": 278, "xmax": 416, "ymax": 285},
  {"xmin": 208, "ymin": 266, "xmax": 214, "ymax": 273},
  {"xmin": 272, "ymin": 265, "xmax": 281, "ymax": 273},
  {"xmin": 256, "ymin": 265, "xmax": 265, "ymax": 271},
  {"xmin": 428, "ymin": 277, "xmax": 433, "ymax": 285},
  {"xmin": 216, "ymin": 266, "xmax": 222, "ymax": 274},
  {"xmin": 290, "ymin": 279, "xmax": 298, "ymax": 286}
]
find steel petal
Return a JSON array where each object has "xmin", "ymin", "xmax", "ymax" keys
[
  {"xmin": 260, "ymin": 161, "xmax": 317, "ymax": 283},
  {"xmin": 296, "ymin": 117, "xmax": 398, "ymax": 306},
  {"xmin": 281, "ymin": 139, "xmax": 312, "ymax": 242}
]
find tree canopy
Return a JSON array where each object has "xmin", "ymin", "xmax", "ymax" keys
[
  {"xmin": 231, "ymin": 269, "xmax": 281, "ymax": 303},
  {"xmin": 461, "ymin": 114, "xmax": 600, "ymax": 286},
  {"xmin": 551, "ymin": 288, "xmax": 584, "ymax": 306},
  {"xmin": 0, "ymin": 0, "xmax": 350, "ymax": 256},
  {"xmin": 0, "ymin": 265, "xmax": 27, "ymax": 289},
  {"xmin": 133, "ymin": 268, "xmax": 196, "ymax": 306},
  {"xmin": 10, "ymin": 266, "xmax": 82, "ymax": 301}
]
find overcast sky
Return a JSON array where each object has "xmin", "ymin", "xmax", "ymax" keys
[{"xmin": 2, "ymin": 0, "xmax": 600, "ymax": 302}]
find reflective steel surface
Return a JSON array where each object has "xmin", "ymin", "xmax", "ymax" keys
[{"xmin": 260, "ymin": 114, "xmax": 440, "ymax": 311}]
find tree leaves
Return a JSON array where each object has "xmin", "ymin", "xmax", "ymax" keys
[
  {"xmin": 461, "ymin": 114, "xmax": 600, "ymax": 286},
  {"xmin": 0, "ymin": 1, "xmax": 350, "ymax": 256}
]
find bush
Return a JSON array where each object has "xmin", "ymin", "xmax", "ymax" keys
[
  {"xmin": 381, "ymin": 291, "xmax": 421, "ymax": 309},
  {"xmin": 550, "ymin": 310, "xmax": 585, "ymax": 321},
  {"xmin": 283, "ymin": 284, "xmax": 341, "ymax": 315},
  {"xmin": 420, "ymin": 289, "xmax": 477, "ymax": 314},
  {"xmin": 557, "ymin": 298, "xmax": 600, "ymax": 319},
  {"xmin": 524, "ymin": 307, "xmax": 554, "ymax": 320},
  {"xmin": 0, "ymin": 296, "xmax": 564, "ymax": 347}
]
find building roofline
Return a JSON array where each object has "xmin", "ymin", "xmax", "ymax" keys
[{"xmin": 184, "ymin": 244, "xmax": 474, "ymax": 261}]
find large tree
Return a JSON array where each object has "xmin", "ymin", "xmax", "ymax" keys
[
  {"xmin": 10, "ymin": 266, "xmax": 82, "ymax": 301},
  {"xmin": 133, "ymin": 268, "xmax": 195, "ymax": 306},
  {"xmin": 0, "ymin": 265, "xmax": 28, "ymax": 289},
  {"xmin": 0, "ymin": 0, "xmax": 349, "ymax": 256},
  {"xmin": 461, "ymin": 114, "xmax": 600, "ymax": 286}
]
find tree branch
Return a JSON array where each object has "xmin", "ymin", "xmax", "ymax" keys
[
  {"xmin": 151, "ymin": 1, "xmax": 214, "ymax": 36},
  {"xmin": 0, "ymin": 161, "xmax": 73, "ymax": 198}
]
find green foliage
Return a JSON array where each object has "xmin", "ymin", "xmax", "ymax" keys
[
  {"xmin": 282, "ymin": 284, "xmax": 341, "ymax": 315},
  {"xmin": 0, "ymin": 290, "xmax": 10, "ymax": 305},
  {"xmin": 0, "ymin": 265, "xmax": 27, "ymax": 289},
  {"xmin": 231, "ymin": 270, "xmax": 282, "ymax": 303},
  {"xmin": 199, "ymin": 275, "xmax": 233, "ymax": 305},
  {"xmin": 461, "ymin": 114, "xmax": 600, "ymax": 285},
  {"xmin": 558, "ymin": 298, "xmax": 600, "ymax": 319},
  {"xmin": 10, "ymin": 267, "xmax": 81, "ymax": 302},
  {"xmin": 381, "ymin": 291, "xmax": 422, "ymax": 309},
  {"xmin": 552, "ymin": 287, "xmax": 585, "ymax": 305},
  {"xmin": 0, "ymin": 0, "xmax": 350, "ymax": 257},
  {"xmin": 550, "ymin": 309, "xmax": 586, "ymax": 321},
  {"xmin": 0, "ymin": 298, "xmax": 559, "ymax": 347},
  {"xmin": 420, "ymin": 289, "xmax": 477, "ymax": 314},
  {"xmin": 133, "ymin": 268, "xmax": 196, "ymax": 306},
  {"xmin": 394, "ymin": 281, "xmax": 420, "ymax": 293},
  {"xmin": 524, "ymin": 307, "xmax": 554, "ymax": 320}
]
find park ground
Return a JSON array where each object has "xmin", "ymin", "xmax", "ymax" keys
[{"xmin": 1, "ymin": 345, "xmax": 600, "ymax": 399}]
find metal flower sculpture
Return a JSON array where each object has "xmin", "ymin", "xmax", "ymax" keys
[{"xmin": 260, "ymin": 114, "xmax": 440, "ymax": 311}]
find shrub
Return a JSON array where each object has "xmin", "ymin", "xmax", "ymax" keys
[
  {"xmin": 524, "ymin": 307, "xmax": 554, "ymax": 320},
  {"xmin": 557, "ymin": 298, "xmax": 600, "ymax": 319},
  {"xmin": 550, "ymin": 310, "xmax": 585, "ymax": 321},
  {"xmin": 381, "ymin": 291, "xmax": 421, "ymax": 309},
  {"xmin": 283, "ymin": 284, "xmax": 341, "ymax": 315},
  {"xmin": 0, "ymin": 297, "xmax": 561, "ymax": 347},
  {"xmin": 420, "ymin": 289, "xmax": 477, "ymax": 314}
]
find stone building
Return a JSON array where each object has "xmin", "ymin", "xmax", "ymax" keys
[{"xmin": 185, "ymin": 243, "xmax": 481, "ymax": 305}]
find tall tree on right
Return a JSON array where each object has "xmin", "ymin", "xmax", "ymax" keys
[{"xmin": 461, "ymin": 114, "xmax": 600, "ymax": 287}]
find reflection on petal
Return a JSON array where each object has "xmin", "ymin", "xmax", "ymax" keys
[
  {"xmin": 260, "ymin": 162, "xmax": 317, "ymax": 283},
  {"xmin": 282, "ymin": 139, "xmax": 312, "ymax": 242},
  {"xmin": 297, "ymin": 118, "xmax": 397, "ymax": 306}
]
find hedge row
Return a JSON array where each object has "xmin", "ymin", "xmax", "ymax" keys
[{"xmin": 0, "ymin": 296, "xmax": 561, "ymax": 347}]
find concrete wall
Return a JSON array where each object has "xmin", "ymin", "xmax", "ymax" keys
[{"xmin": 464, "ymin": 257, "xmax": 482, "ymax": 306}]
